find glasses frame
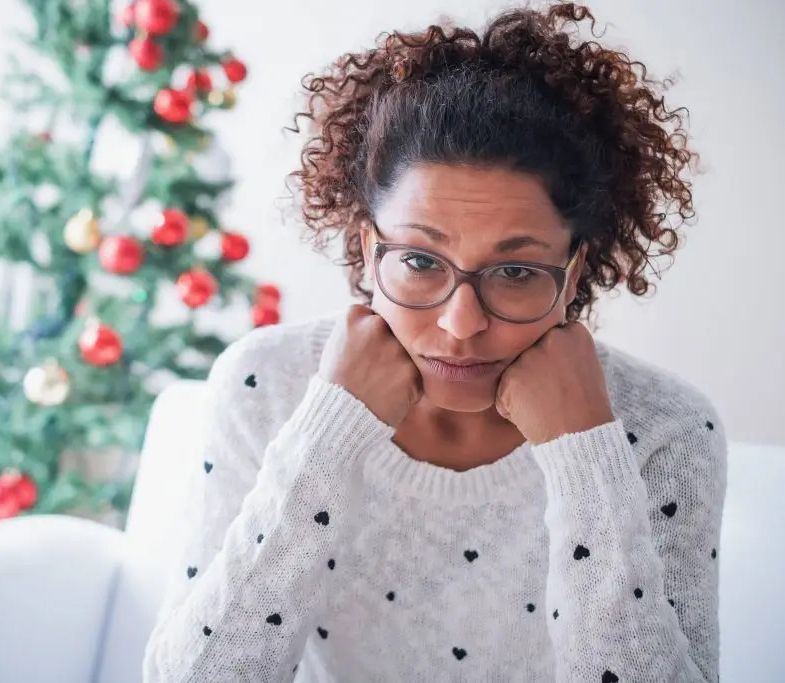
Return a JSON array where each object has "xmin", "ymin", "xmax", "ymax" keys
[{"xmin": 368, "ymin": 222, "xmax": 584, "ymax": 324}]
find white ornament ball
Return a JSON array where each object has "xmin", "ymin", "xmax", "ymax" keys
[{"xmin": 23, "ymin": 359, "xmax": 71, "ymax": 406}]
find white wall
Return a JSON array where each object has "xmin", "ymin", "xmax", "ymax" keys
[{"xmin": 0, "ymin": 0, "xmax": 782, "ymax": 446}]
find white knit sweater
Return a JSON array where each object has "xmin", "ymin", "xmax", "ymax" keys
[{"xmin": 142, "ymin": 309, "xmax": 726, "ymax": 683}]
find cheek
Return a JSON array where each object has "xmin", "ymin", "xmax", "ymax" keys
[
  {"xmin": 371, "ymin": 297, "xmax": 424, "ymax": 344},
  {"xmin": 494, "ymin": 314, "xmax": 558, "ymax": 354},
  {"xmin": 508, "ymin": 298, "xmax": 569, "ymax": 348},
  {"xmin": 496, "ymin": 329, "xmax": 539, "ymax": 363}
]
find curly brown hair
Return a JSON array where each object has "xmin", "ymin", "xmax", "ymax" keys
[{"xmin": 283, "ymin": 1, "xmax": 700, "ymax": 328}]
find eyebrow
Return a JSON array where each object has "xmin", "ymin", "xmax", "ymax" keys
[{"xmin": 393, "ymin": 222, "xmax": 552, "ymax": 252}]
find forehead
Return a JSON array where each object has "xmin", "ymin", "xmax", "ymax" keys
[{"xmin": 376, "ymin": 163, "xmax": 568, "ymax": 239}]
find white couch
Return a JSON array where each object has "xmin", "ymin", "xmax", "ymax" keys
[{"xmin": 0, "ymin": 379, "xmax": 783, "ymax": 682}]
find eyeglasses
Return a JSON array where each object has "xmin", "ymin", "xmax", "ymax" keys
[{"xmin": 368, "ymin": 223, "xmax": 583, "ymax": 324}]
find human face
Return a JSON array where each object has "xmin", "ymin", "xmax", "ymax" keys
[{"xmin": 361, "ymin": 163, "xmax": 587, "ymax": 414}]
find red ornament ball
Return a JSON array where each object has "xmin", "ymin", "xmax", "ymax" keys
[
  {"xmin": 0, "ymin": 496, "xmax": 20, "ymax": 520},
  {"xmin": 220, "ymin": 232, "xmax": 250, "ymax": 262},
  {"xmin": 0, "ymin": 469, "xmax": 23, "ymax": 494},
  {"xmin": 129, "ymin": 37, "xmax": 163, "ymax": 71},
  {"xmin": 119, "ymin": 3, "xmax": 136, "ymax": 28},
  {"xmin": 14, "ymin": 473, "xmax": 37, "ymax": 509},
  {"xmin": 99, "ymin": 236, "xmax": 144, "ymax": 274},
  {"xmin": 135, "ymin": 0, "xmax": 179, "ymax": 35},
  {"xmin": 153, "ymin": 88, "xmax": 193, "ymax": 124},
  {"xmin": 222, "ymin": 58, "xmax": 248, "ymax": 84},
  {"xmin": 255, "ymin": 283, "xmax": 281, "ymax": 304},
  {"xmin": 194, "ymin": 19, "xmax": 209, "ymax": 42},
  {"xmin": 176, "ymin": 270, "xmax": 218, "ymax": 308},
  {"xmin": 152, "ymin": 209, "xmax": 189, "ymax": 246},
  {"xmin": 253, "ymin": 303, "xmax": 280, "ymax": 327},
  {"xmin": 187, "ymin": 69, "xmax": 213, "ymax": 94},
  {"xmin": 79, "ymin": 323, "xmax": 124, "ymax": 366},
  {"xmin": 0, "ymin": 469, "xmax": 37, "ymax": 513}
]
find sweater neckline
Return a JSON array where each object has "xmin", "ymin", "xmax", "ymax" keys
[
  {"xmin": 362, "ymin": 436, "xmax": 538, "ymax": 505},
  {"xmin": 310, "ymin": 311, "xmax": 542, "ymax": 505}
]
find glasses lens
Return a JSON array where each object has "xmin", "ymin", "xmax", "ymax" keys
[
  {"xmin": 480, "ymin": 265, "xmax": 558, "ymax": 321},
  {"xmin": 378, "ymin": 248, "xmax": 453, "ymax": 306}
]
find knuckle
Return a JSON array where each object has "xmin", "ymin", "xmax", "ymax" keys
[
  {"xmin": 367, "ymin": 313, "xmax": 387, "ymax": 330},
  {"xmin": 347, "ymin": 303, "xmax": 370, "ymax": 321}
]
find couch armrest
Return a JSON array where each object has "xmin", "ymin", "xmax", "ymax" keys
[{"xmin": 0, "ymin": 514, "xmax": 126, "ymax": 683}]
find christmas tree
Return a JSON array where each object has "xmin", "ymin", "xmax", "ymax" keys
[{"xmin": 0, "ymin": 0, "xmax": 281, "ymax": 527}]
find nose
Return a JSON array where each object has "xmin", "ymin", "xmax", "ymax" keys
[{"xmin": 436, "ymin": 282, "xmax": 490, "ymax": 339}]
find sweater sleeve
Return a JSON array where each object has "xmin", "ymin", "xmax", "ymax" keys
[
  {"xmin": 529, "ymin": 413, "xmax": 727, "ymax": 683},
  {"xmin": 142, "ymin": 368, "xmax": 394, "ymax": 683}
]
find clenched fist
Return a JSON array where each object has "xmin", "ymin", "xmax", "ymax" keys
[
  {"xmin": 318, "ymin": 305, "xmax": 423, "ymax": 428},
  {"xmin": 495, "ymin": 321, "xmax": 615, "ymax": 445}
]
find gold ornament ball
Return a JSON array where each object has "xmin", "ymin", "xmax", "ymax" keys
[
  {"xmin": 23, "ymin": 359, "xmax": 71, "ymax": 406},
  {"xmin": 208, "ymin": 88, "xmax": 237, "ymax": 109},
  {"xmin": 222, "ymin": 89, "xmax": 237, "ymax": 109},
  {"xmin": 64, "ymin": 209, "xmax": 102, "ymax": 253},
  {"xmin": 189, "ymin": 216, "xmax": 212, "ymax": 241}
]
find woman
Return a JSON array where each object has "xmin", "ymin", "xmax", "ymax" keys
[{"xmin": 144, "ymin": 3, "xmax": 726, "ymax": 681}]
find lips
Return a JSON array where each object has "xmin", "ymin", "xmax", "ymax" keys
[
  {"xmin": 421, "ymin": 356, "xmax": 503, "ymax": 382},
  {"xmin": 427, "ymin": 356, "xmax": 498, "ymax": 366}
]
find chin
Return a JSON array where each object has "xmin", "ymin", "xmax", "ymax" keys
[{"xmin": 421, "ymin": 375, "xmax": 498, "ymax": 413}]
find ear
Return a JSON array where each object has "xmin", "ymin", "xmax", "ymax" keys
[
  {"xmin": 360, "ymin": 221, "xmax": 374, "ymax": 282},
  {"xmin": 360, "ymin": 225, "xmax": 371, "ymax": 267},
  {"xmin": 565, "ymin": 241, "xmax": 588, "ymax": 304},
  {"xmin": 359, "ymin": 223, "xmax": 375, "ymax": 285}
]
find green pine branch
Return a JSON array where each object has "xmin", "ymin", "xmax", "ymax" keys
[{"xmin": 0, "ymin": 0, "xmax": 263, "ymax": 526}]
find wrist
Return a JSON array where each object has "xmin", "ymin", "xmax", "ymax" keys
[
  {"xmin": 527, "ymin": 408, "xmax": 616, "ymax": 446},
  {"xmin": 284, "ymin": 375, "xmax": 395, "ymax": 466}
]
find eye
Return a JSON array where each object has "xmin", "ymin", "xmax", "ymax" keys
[
  {"xmin": 401, "ymin": 253, "xmax": 443, "ymax": 272},
  {"xmin": 495, "ymin": 265, "xmax": 533, "ymax": 280}
]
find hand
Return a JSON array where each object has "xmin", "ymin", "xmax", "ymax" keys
[
  {"xmin": 319, "ymin": 304, "xmax": 423, "ymax": 428},
  {"xmin": 495, "ymin": 321, "xmax": 615, "ymax": 445}
]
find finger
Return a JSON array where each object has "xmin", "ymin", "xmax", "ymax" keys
[{"xmin": 349, "ymin": 303, "xmax": 373, "ymax": 318}]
